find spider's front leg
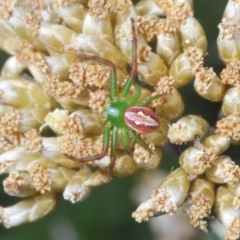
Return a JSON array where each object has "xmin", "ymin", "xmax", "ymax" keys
[
  {"xmin": 80, "ymin": 56, "xmax": 118, "ymax": 101},
  {"xmin": 64, "ymin": 123, "xmax": 111, "ymax": 162},
  {"xmin": 120, "ymin": 18, "xmax": 138, "ymax": 101}
]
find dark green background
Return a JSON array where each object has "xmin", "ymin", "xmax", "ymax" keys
[{"xmin": 0, "ymin": 1, "xmax": 233, "ymax": 240}]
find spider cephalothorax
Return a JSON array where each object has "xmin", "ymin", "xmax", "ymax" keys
[{"xmin": 65, "ymin": 18, "xmax": 163, "ymax": 174}]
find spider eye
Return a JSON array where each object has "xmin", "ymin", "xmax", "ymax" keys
[{"xmin": 124, "ymin": 107, "xmax": 160, "ymax": 134}]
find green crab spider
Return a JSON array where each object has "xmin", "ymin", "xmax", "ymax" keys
[{"xmin": 65, "ymin": 18, "xmax": 163, "ymax": 174}]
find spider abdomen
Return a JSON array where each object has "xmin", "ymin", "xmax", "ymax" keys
[{"xmin": 124, "ymin": 107, "xmax": 160, "ymax": 133}]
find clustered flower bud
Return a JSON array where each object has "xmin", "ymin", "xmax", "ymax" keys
[{"xmin": 0, "ymin": 1, "xmax": 239, "ymax": 239}]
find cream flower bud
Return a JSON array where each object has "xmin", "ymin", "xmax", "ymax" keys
[
  {"xmin": 94, "ymin": 150, "xmax": 141, "ymax": 178},
  {"xmin": 179, "ymin": 145, "xmax": 217, "ymax": 175},
  {"xmin": 45, "ymin": 165, "xmax": 76, "ymax": 192},
  {"xmin": 20, "ymin": 107, "xmax": 47, "ymax": 131},
  {"xmin": 56, "ymin": 3, "xmax": 87, "ymax": 33},
  {"xmin": 169, "ymin": 52, "xmax": 194, "ymax": 88},
  {"xmin": 217, "ymin": 18, "xmax": 240, "ymax": 64},
  {"xmin": 63, "ymin": 168, "xmax": 110, "ymax": 203},
  {"xmin": 38, "ymin": 23, "xmax": 76, "ymax": 55},
  {"xmin": 44, "ymin": 54, "xmax": 77, "ymax": 80},
  {"xmin": 202, "ymin": 134, "xmax": 230, "ymax": 155},
  {"xmin": 179, "ymin": 17, "xmax": 207, "ymax": 53},
  {"xmin": 0, "ymin": 109, "xmax": 43, "ymax": 151},
  {"xmin": 83, "ymin": 13, "xmax": 114, "ymax": 43},
  {"xmin": 155, "ymin": 87, "xmax": 184, "ymax": 121},
  {"xmin": 216, "ymin": 115, "xmax": 240, "ymax": 144},
  {"xmin": 70, "ymin": 109, "xmax": 106, "ymax": 136},
  {"xmin": 144, "ymin": 117, "xmax": 170, "ymax": 146},
  {"xmin": 227, "ymin": 181, "xmax": 240, "ymax": 209},
  {"xmin": 7, "ymin": 4, "xmax": 47, "ymax": 52},
  {"xmin": 0, "ymin": 19, "xmax": 23, "ymax": 54},
  {"xmin": 214, "ymin": 186, "xmax": 240, "ymax": 240},
  {"xmin": 135, "ymin": 0, "xmax": 164, "ymax": 16},
  {"xmin": 23, "ymin": 52, "xmax": 78, "ymax": 85},
  {"xmin": 3, "ymin": 171, "xmax": 37, "ymax": 197},
  {"xmin": 55, "ymin": 89, "xmax": 90, "ymax": 111},
  {"xmin": 222, "ymin": 87, "xmax": 240, "ymax": 117},
  {"xmin": 5, "ymin": 152, "xmax": 75, "ymax": 196},
  {"xmin": 22, "ymin": 2, "xmax": 60, "ymax": 36},
  {"xmin": 1, "ymin": 56, "xmax": 26, "ymax": 79},
  {"xmin": 17, "ymin": 156, "xmax": 76, "ymax": 194},
  {"xmin": 43, "ymin": 108, "xmax": 69, "ymax": 133},
  {"xmin": 113, "ymin": 150, "xmax": 142, "ymax": 178},
  {"xmin": 0, "ymin": 104, "xmax": 15, "ymax": 118},
  {"xmin": 0, "ymin": 148, "xmax": 40, "ymax": 174},
  {"xmin": 205, "ymin": 155, "xmax": 240, "ymax": 186},
  {"xmin": 116, "ymin": 17, "xmax": 167, "ymax": 85},
  {"xmin": 115, "ymin": 17, "xmax": 143, "ymax": 61},
  {"xmin": 63, "ymin": 168, "xmax": 92, "ymax": 203},
  {"xmin": 194, "ymin": 68, "xmax": 226, "ymax": 101},
  {"xmin": 68, "ymin": 57, "xmax": 122, "ymax": 91},
  {"xmin": 168, "ymin": 115, "xmax": 209, "ymax": 144},
  {"xmin": 66, "ymin": 33, "xmax": 127, "ymax": 69},
  {"xmin": 132, "ymin": 168, "xmax": 190, "ymax": 222},
  {"xmin": 220, "ymin": 59, "xmax": 240, "ymax": 87},
  {"xmin": 0, "ymin": 79, "xmax": 55, "ymax": 109},
  {"xmin": 0, "ymin": 106, "xmax": 46, "ymax": 133},
  {"xmin": 186, "ymin": 176, "xmax": 215, "ymax": 232},
  {"xmin": 138, "ymin": 52, "xmax": 168, "ymax": 86},
  {"xmin": 156, "ymin": 32, "xmax": 182, "ymax": 67},
  {"xmin": 41, "ymin": 137, "xmax": 82, "ymax": 168},
  {"xmin": 88, "ymin": 0, "xmax": 133, "ymax": 20},
  {"xmin": 154, "ymin": 0, "xmax": 193, "ymax": 11},
  {"xmin": 133, "ymin": 144, "xmax": 162, "ymax": 170},
  {"xmin": 223, "ymin": 0, "xmax": 240, "ymax": 26},
  {"xmin": 0, "ymin": 192, "xmax": 58, "ymax": 228},
  {"xmin": 50, "ymin": 110, "xmax": 85, "ymax": 137}
]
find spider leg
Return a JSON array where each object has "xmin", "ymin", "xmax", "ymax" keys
[
  {"xmin": 64, "ymin": 123, "xmax": 111, "ymax": 162},
  {"xmin": 120, "ymin": 18, "xmax": 138, "ymax": 100},
  {"xmin": 81, "ymin": 56, "xmax": 118, "ymax": 101},
  {"xmin": 128, "ymin": 128, "xmax": 152, "ymax": 154},
  {"xmin": 126, "ymin": 82, "xmax": 141, "ymax": 105},
  {"xmin": 108, "ymin": 126, "xmax": 118, "ymax": 177},
  {"xmin": 135, "ymin": 94, "xmax": 165, "ymax": 107},
  {"xmin": 121, "ymin": 128, "xmax": 133, "ymax": 155}
]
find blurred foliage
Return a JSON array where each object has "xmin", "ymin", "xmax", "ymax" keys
[{"xmin": 0, "ymin": 0, "xmax": 232, "ymax": 240}]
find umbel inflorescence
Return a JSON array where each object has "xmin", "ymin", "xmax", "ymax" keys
[{"xmin": 0, "ymin": 0, "xmax": 240, "ymax": 239}]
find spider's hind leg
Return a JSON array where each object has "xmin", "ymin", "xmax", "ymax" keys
[
  {"xmin": 121, "ymin": 128, "xmax": 133, "ymax": 156},
  {"xmin": 107, "ymin": 126, "xmax": 119, "ymax": 177}
]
